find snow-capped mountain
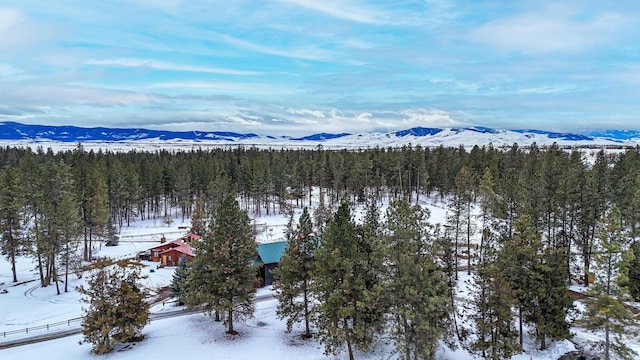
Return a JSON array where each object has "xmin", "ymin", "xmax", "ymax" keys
[
  {"xmin": 0, "ymin": 121, "xmax": 259, "ymax": 142},
  {"xmin": 0, "ymin": 121, "xmax": 638, "ymax": 151}
]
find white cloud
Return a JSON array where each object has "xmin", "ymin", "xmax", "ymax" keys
[
  {"xmin": 0, "ymin": 8, "xmax": 22, "ymax": 33},
  {"xmin": 0, "ymin": 63, "xmax": 25, "ymax": 79},
  {"xmin": 400, "ymin": 108, "xmax": 460, "ymax": 127},
  {"xmin": 286, "ymin": 107, "xmax": 325, "ymax": 118},
  {"xmin": 515, "ymin": 85, "xmax": 578, "ymax": 94},
  {"xmin": 276, "ymin": 0, "xmax": 387, "ymax": 24},
  {"xmin": 132, "ymin": 0, "xmax": 184, "ymax": 12},
  {"xmin": 2, "ymin": 83, "xmax": 159, "ymax": 106},
  {"xmin": 330, "ymin": 109, "xmax": 345, "ymax": 119},
  {"xmin": 470, "ymin": 5, "xmax": 627, "ymax": 53},
  {"xmin": 0, "ymin": 8, "xmax": 56, "ymax": 51},
  {"xmin": 227, "ymin": 112, "xmax": 262, "ymax": 126},
  {"xmin": 355, "ymin": 112, "xmax": 374, "ymax": 123},
  {"xmin": 429, "ymin": 78, "xmax": 480, "ymax": 93},
  {"xmin": 86, "ymin": 58, "xmax": 261, "ymax": 76},
  {"xmin": 147, "ymin": 81, "xmax": 295, "ymax": 96},
  {"xmin": 210, "ymin": 32, "xmax": 336, "ymax": 61}
]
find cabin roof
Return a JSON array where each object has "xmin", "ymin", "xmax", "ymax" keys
[{"xmin": 257, "ymin": 241, "xmax": 287, "ymax": 264}]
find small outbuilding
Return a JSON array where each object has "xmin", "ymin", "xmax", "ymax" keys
[{"xmin": 257, "ymin": 241, "xmax": 288, "ymax": 287}]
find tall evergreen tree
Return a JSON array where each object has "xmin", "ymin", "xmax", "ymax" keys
[
  {"xmin": 354, "ymin": 197, "xmax": 386, "ymax": 348},
  {"xmin": 456, "ymin": 166, "xmax": 476, "ymax": 276},
  {"xmin": 312, "ymin": 200, "xmax": 379, "ymax": 360},
  {"xmin": 78, "ymin": 259, "xmax": 149, "ymax": 354},
  {"xmin": 628, "ymin": 241, "xmax": 640, "ymax": 301},
  {"xmin": 55, "ymin": 172, "xmax": 82, "ymax": 293},
  {"xmin": 85, "ymin": 164, "xmax": 109, "ymax": 261},
  {"xmin": 528, "ymin": 246, "xmax": 573, "ymax": 349},
  {"xmin": 584, "ymin": 206, "xmax": 637, "ymax": 360},
  {"xmin": 190, "ymin": 195, "xmax": 206, "ymax": 236},
  {"xmin": 272, "ymin": 207, "xmax": 317, "ymax": 338},
  {"xmin": 170, "ymin": 255, "xmax": 190, "ymax": 305},
  {"xmin": 578, "ymin": 150, "xmax": 609, "ymax": 287},
  {"xmin": 184, "ymin": 195, "xmax": 257, "ymax": 334},
  {"xmin": 382, "ymin": 199, "xmax": 451, "ymax": 360},
  {"xmin": 499, "ymin": 214, "xmax": 540, "ymax": 351},
  {"xmin": 0, "ymin": 166, "xmax": 24, "ymax": 283},
  {"xmin": 472, "ymin": 205, "xmax": 519, "ymax": 360},
  {"xmin": 34, "ymin": 160, "xmax": 82, "ymax": 293},
  {"xmin": 472, "ymin": 262, "xmax": 519, "ymax": 359}
]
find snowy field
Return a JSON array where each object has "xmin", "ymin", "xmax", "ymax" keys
[{"xmin": 1, "ymin": 195, "xmax": 638, "ymax": 359}]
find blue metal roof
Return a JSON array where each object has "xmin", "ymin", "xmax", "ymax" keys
[{"xmin": 257, "ymin": 241, "xmax": 287, "ymax": 264}]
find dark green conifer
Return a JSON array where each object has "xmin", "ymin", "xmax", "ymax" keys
[
  {"xmin": 272, "ymin": 207, "xmax": 317, "ymax": 338},
  {"xmin": 79, "ymin": 259, "xmax": 149, "ymax": 354},
  {"xmin": 170, "ymin": 255, "xmax": 190, "ymax": 305},
  {"xmin": 312, "ymin": 200, "xmax": 380, "ymax": 360},
  {"xmin": 584, "ymin": 206, "xmax": 637, "ymax": 360},
  {"xmin": 472, "ymin": 263, "xmax": 519, "ymax": 359},
  {"xmin": 183, "ymin": 195, "xmax": 257, "ymax": 334},
  {"xmin": 0, "ymin": 166, "xmax": 24, "ymax": 283},
  {"xmin": 382, "ymin": 199, "xmax": 451, "ymax": 360}
]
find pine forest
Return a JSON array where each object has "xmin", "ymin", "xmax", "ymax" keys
[{"xmin": 1, "ymin": 143, "xmax": 640, "ymax": 359}]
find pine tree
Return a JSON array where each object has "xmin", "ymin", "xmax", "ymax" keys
[
  {"xmin": 272, "ymin": 207, "xmax": 317, "ymax": 338},
  {"xmin": 78, "ymin": 259, "xmax": 149, "ymax": 354},
  {"xmin": 578, "ymin": 150, "xmax": 609, "ymax": 287},
  {"xmin": 55, "ymin": 174, "xmax": 82, "ymax": 293},
  {"xmin": 472, "ymin": 168, "xmax": 518, "ymax": 359},
  {"xmin": 472, "ymin": 263, "xmax": 519, "ymax": 359},
  {"xmin": 312, "ymin": 200, "xmax": 380, "ymax": 360},
  {"xmin": 456, "ymin": 166, "xmax": 475, "ymax": 276},
  {"xmin": 0, "ymin": 166, "xmax": 25, "ymax": 283},
  {"xmin": 170, "ymin": 255, "xmax": 190, "ymax": 305},
  {"xmin": 190, "ymin": 195, "xmax": 206, "ymax": 236},
  {"xmin": 528, "ymin": 246, "xmax": 573, "ymax": 349},
  {"xmin": 35, "ymin": 160, "xmax": 82, "ymax": 293},
  {"xmin": 625, "ymin": 172, "xmax": 640, "ymax": 301},
  {"xmin": 628, "ymin": 241, "xmax": 640, "ymax": 301},
  {"xmin": 184, "ymin": 195, "xmax": 257, "ymax": 334},
  {"xmin": 84, "ymin": 164, "xmax": 109, "ymax": 262},
  {"xmin": 584, "ymin": 206, "xmax": 637, "ymax": 360},
  {"xmin": 382, "ymin": 199, "xmax": 451, "ymax": 360},
  {"xmin": 312, "ymin": 201, "xmax": 333, "ymax": 235},
  {"xmin": 477, "ymin": 167, "xmax": 497, "ymax": 266},
  {"xmin": 354, "ymin": 197, "xmax": 385, "ymax": 349},
  {"xmin": 498, "ymin": 214, "xmax": 540, "ymax": 351}
]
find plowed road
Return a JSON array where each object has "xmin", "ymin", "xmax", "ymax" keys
[{"xmin": 0, "ymin": 293, "xmax": 274, "ymax": 350}]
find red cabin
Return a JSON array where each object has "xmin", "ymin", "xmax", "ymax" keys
[{"xmin": 149, "ymin": 233, "xmax": 200, "ymax": 266}]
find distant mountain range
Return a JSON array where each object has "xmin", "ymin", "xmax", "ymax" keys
[{"xmin": 1, "ymin": 121, "xmax": 639, "ymax": 149}]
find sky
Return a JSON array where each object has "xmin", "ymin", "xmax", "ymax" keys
[{"xmin": 0, "ymin": 1, "xmax": 639, "ymax": 136}]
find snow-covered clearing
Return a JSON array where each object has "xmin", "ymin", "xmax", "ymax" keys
[{"xmin": 1, "ymin": 194, "xmax": 638, "ymax": 359}]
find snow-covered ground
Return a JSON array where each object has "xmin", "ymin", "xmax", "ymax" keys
[
  {"xmin": 1, "ymin": 196, "xmax": 638, "ymax": 359},
  {"xmin": 1, "ymin": 126, "xmax": 639, "ymax": 155}
]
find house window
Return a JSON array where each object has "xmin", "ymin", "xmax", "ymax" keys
[{"xmin": 153, "ymin": 251, "xmax": 159, "ymax": 257}]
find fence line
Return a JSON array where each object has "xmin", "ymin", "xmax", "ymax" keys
[{"xmin": 2, "ymin": 317, "xmax": 83, "ymax": 338}]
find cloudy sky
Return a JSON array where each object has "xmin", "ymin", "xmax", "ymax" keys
[{"xmin": 1, "ymin": 1, "xmax": 638, "ymax": 136}]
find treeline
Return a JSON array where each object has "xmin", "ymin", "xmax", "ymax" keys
[
  {"xmin": 1, "ymin": 144, "xmax": 640, "ymax": 287},
  {"xmin": 2, "ymin": 143, "xmax": 639, "ymax": 358},
  {"xmin": 0, "ymin": 144, "xmax": 640, "ymax": 284}
]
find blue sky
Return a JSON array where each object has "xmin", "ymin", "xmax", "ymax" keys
[{"xmin": 0, "ymin": 1, "xmax": 638, "ymax": 136}]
